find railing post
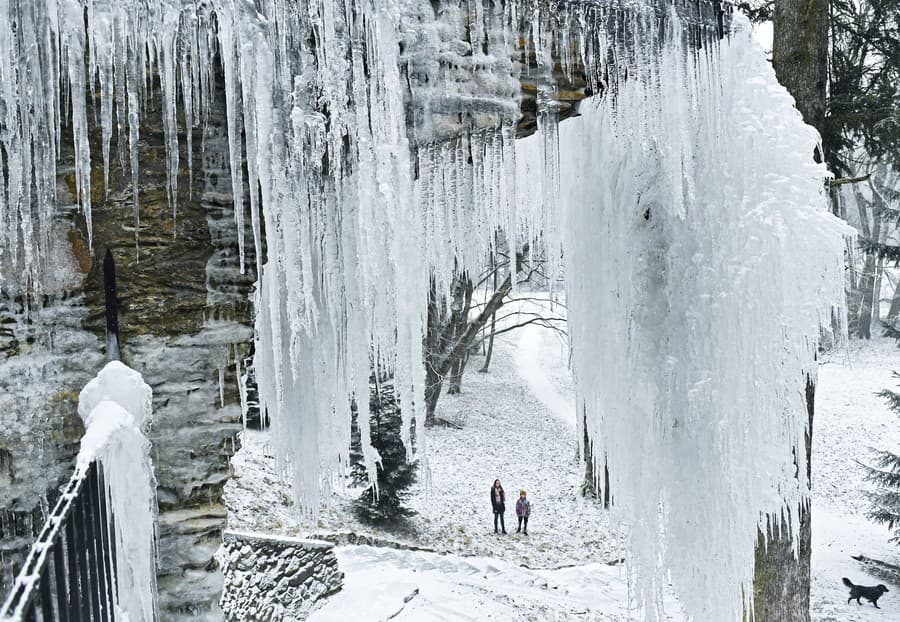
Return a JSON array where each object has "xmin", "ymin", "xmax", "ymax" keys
[
  {"xmin": 75, "ymin": 491, "xmax": 91, "ymax": 622},
  {"xmin": 64, "ymin": 501, "xmax": 81, "ymax": 622},
  {"xmin": 53, "ymin": 539, "xmax": 68, "ymax": 622},
  {"xmin": 96, "ymin": 466, "xmax": 116, "ymax": 615}
]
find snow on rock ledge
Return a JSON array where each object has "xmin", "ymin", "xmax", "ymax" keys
[
  {"xmin": 219, "ymin": 531, "xmax": 343, "ymax": 622},
  {"xmin": 76, "ymin": 361, "xmax": 158, "ymax": 621}
]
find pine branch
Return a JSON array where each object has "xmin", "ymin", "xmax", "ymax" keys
[
  {"xmin": 859, "ymin": 238, "xmax": 900, "ymax": 262},
  {"xmin": 878, "ymin": 388, "xmax": 900, "ymax": 412}
]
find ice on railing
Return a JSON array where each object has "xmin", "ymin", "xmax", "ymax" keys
[{"xmin": 77, "ymin": 361, "xmax": 157, "ymax": 622}]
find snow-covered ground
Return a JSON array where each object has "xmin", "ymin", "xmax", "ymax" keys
[
  {"xmin": 225, "ymin": 329, "xmax": 900, "ymax": 620},
  {"xmin": 811, "ymin": 336, "xmax": 900, "ymax": 621}
]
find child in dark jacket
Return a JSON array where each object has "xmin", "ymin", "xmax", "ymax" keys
[
  {"xmin": 515, "ymin": 490, "xmax": 531, "ymax": 535},
  {"xmin": 491, "ymin": 479, "xmax": 507, "ymax": 534}
]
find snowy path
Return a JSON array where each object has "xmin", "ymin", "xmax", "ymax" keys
[
  {"xmin": 403, "ymin": 330, "xmax": 612, "ymax": 567},
  {"xmin": 516, "ymin": 322, "xmax": 576, "ymax": 428},
  {"xmin": 309, "ymin": 545, "xmax": 684, "ymax": 622}
]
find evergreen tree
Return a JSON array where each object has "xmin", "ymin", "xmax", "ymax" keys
[
  {"xmin": 350, "ymin": 380, "xmax": 418, "ymax": 525},
  {"xmin": 866, "ymin": 372, "xmax": 900, "ymax": 543}
]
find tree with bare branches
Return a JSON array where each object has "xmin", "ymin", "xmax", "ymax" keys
[{"xmin": 423, "ymin": 247, "xmax": 566, "ymax": 426}]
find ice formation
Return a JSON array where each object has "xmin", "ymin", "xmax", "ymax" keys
[
  {"xmin": 77, "ymin": 361, "xmax": 158, "ymax": 621},
  {"xmin": 552, "ymin": 15, "xmax": 849, "ymax": 619},
  {"xmin": 0, "ymin": 0, "xmax": 851, "ymax": 618}
]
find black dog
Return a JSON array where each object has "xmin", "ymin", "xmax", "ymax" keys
[{"xmin": 843, "ymin": 577, "xmax": 889, "ymax": 608}]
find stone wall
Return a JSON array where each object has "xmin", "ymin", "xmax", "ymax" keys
[{"xmin": 219, "ymin": 531, "xmax": 343, "ymax": 622}]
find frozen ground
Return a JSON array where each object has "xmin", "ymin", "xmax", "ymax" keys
[{"xmin": 225, "ymin": 329, "xmax": 900, "ymax": 620}]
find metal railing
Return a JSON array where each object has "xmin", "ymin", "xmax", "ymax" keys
[{"xmin": 0, "ymin": 461, "xmax": 118, "ymax": 621}]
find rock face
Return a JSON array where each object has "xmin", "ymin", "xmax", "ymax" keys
[
  {"xmin": 219, "ymin": 531, "xmax": 343, "ymax": 621},
  {"xmin": 84, "ymin": 87, "xmax": 255, "ymax": 618},
  {"xmin": 0, "ymin": 78, "xmax": 254, "ymax": 619}
]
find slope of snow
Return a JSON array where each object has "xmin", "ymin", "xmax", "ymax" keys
[
  {"xmin": 515, "ymin": 315, "xmax": 576, "ymax": 427},
  {"xmin": 308, "ymin": 545, "xmax": 684, "ymax": 622},
  {"xmin": 227, "ymin": 330, "xmax": 618, "ymax": 569}
]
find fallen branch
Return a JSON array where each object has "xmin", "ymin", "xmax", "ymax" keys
[{"xmin": 851, "ymin": 554, "xmax": 900, "ymax": 584}]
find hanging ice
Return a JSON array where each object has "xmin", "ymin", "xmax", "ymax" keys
[
  {"xmin": 0, "ymin": 1, "xmax": 851, "ymax": 619},
  {"xmin": 552, "ymin": 13, "xmax": 850, "ymax": 620}
]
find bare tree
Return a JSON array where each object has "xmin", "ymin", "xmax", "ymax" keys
[{"xmin": 423, "ymin": 248, "xmax": 566, "ymax": 426}]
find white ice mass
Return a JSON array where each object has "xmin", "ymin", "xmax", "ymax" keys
[
  {"xmin": 77, "ymin": 361, "xmax": 158, "ymax": 621},
  {"xmin": 0, "ymin": 0, "xmax": 851, "ymax": 619}
]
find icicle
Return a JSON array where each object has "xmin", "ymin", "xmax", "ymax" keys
[
  {"xmin": 61, "ymin": 0, "xmax": 92, "ymax": 245},
  {"xmin": 216, "ymin": 15, "xmax": 246, "ymax": 274},
  {"xmin": 157, "ymin": 8, "xmax": 180, "ymax": 227},
  {"xmin": 0, "ymin": 5, "xmax": 853, "ymax": 619}
]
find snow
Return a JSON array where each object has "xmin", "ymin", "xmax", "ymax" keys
[
  {"xmin": 810, "ymin": 337, "xmax": 900, "ymax": 621},
  {"xmin": 228, "ymin": 327, "xmax": 900, "ymax": 621},
  {"xmin": 77, "ymin": 361, "xmax": 158, "ymax": 622},
  {"xmin": 228, "ymin": 331, "xmax": 617, "ymax": 569},
  {"xmin": 515, "ymin": 312, "xmax": 575, "ymax": 428},
  {"xmin": 308, "ymin": 545, "xmax": 684, "ymax": 622},
  {"xmin": 227, "ymin": 327, "xmax": 678, "ymax": 618}
]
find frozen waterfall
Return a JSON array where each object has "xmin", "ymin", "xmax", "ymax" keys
[{"xmin": 0, "ymin": 0, "xmax": 850, "ymax": 619}]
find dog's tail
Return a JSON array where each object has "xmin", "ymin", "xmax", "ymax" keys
[{"xmin": 842, "ymin": 577, "xmax": 855, "ymax": 588}]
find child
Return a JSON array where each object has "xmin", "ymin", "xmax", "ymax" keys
[
  {"xmin": 515, "ymin": 489, "xmax": 531, "ymax": 535},
  {"xmin": 490, "ymin": 479, "xmax": 507, "ymax": 534}
]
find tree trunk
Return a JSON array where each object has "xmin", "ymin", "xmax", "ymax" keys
[
  {"xmin": 424, "ymin": 279, "xmax": 444, "ymax": 426},
  {"xmin": 853, "ymin": 187, "xmax": 881, "ymax": 339},
  {"xmin": 479, "ymin": 313, "xmax": 497, "ymax": 372},
  {"xmin": 773, "ymin": 0, "xmax": 829, "ymax": 160},
  {"xmin": 479, "ymin": 257, "xmax": 500, "ymax": 373},
  {"xmin": 756, "ymin": 3, "xmax": 828, "ymax": 616},
  {"xmin": 887, "ymin": 277, "xmax": 900, "ymax": 324},
  {"xmin": 753, "ymin": 376, "xmax": 815, "ymax": 621},
  {"xmin": 871, "ymin": 255, "xmax": 884, "ymax": 331},
  {"xmin": 856, "ymin": 253, "xmax": 878, "ymax": 339},
  {"xmin": 447, "ymin": 352, "xmax": 468, "ymax": 393}
]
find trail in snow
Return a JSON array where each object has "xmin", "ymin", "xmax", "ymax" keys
[
  {"xmin": 811, "ymin": 336, "xmax": 900, "ymax": 621},
  {"xmin": 515, "ymin": 313, "xmax": 576, "ymax": 428},
  {"xmin": 309, "ymin": 545, "xmax": 685, "ymax": 622}
]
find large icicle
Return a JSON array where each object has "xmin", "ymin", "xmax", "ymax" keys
[
  {"xmin": 0, "ymin": 2, "xmax": 853, "ymax": 618},
  {"xmin": 553, "ymin": 13, "xmax": 850, "ymax": 620}
]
